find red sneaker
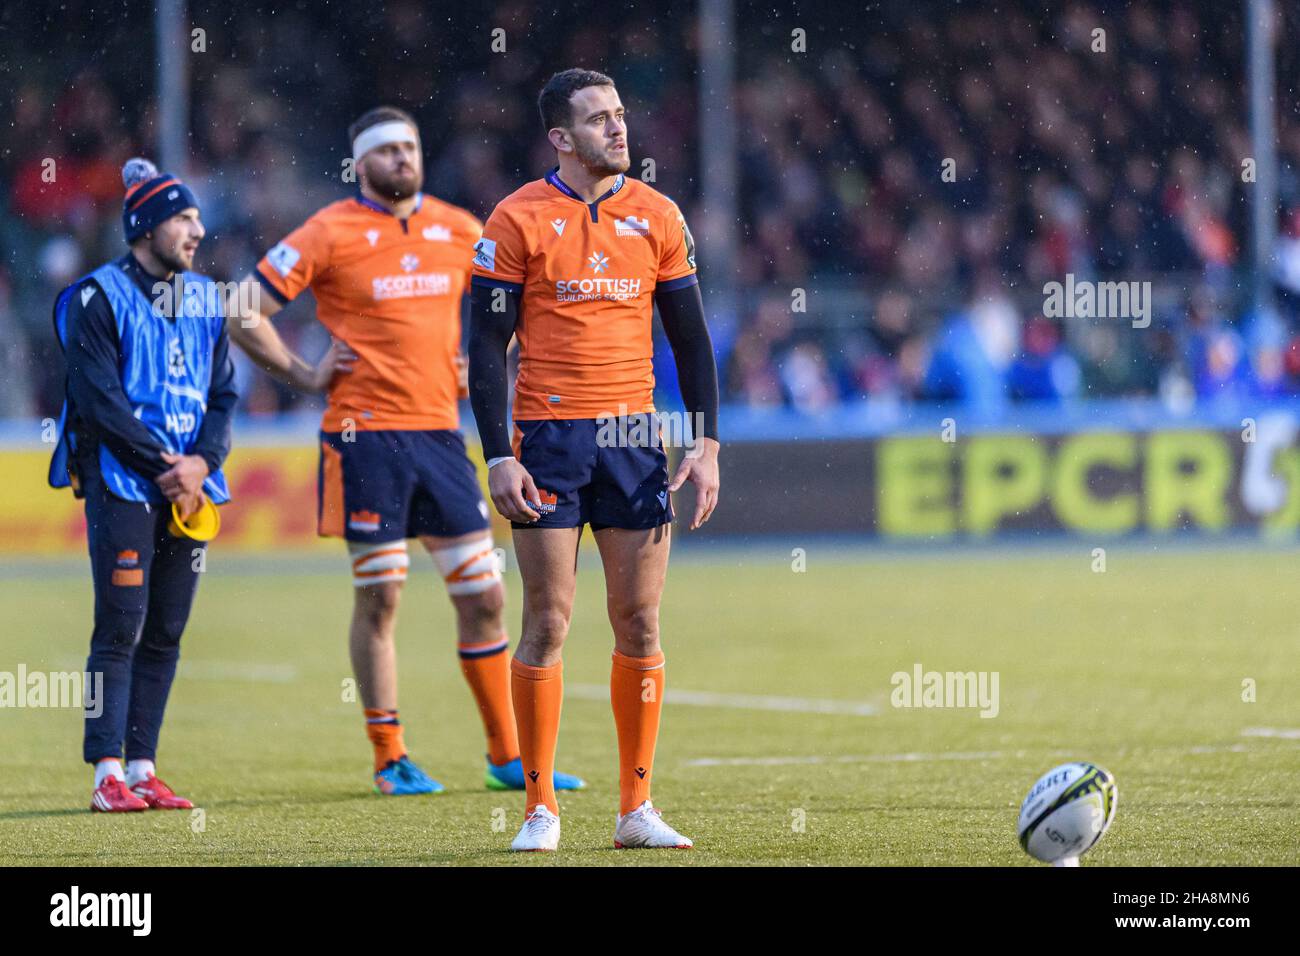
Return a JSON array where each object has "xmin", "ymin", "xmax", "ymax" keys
[
  {"xmin": 130, "ymin": 774, "xmax": 194, "ymax": 810},
  {"xmin": 91, "ymin": 777, "xmax": 148, "ymax": 813}
]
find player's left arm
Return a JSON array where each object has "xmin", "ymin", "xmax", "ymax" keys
[
  {"xmin": 655, "ymin": 201, "xmax": 719, "ymax": 529},
  {"xmin": 657, "ymin": 281, "xmax": 720, "ymax": 530},
  {"xmin": 468, "ymin": 282, "xmax": 542, "ymax": 523}
]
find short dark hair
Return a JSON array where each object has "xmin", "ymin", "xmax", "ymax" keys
[
  {"xmin": 538, "ymin": 69, "xmax": 616, "ymax": 132},
  {"xmin": 348, "ymin": 106, "xmax": 419, "ymax": 145}
]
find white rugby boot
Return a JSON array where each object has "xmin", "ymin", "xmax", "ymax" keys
[
  {"xmin": 613, "ymin": 800, "xmax": 693, "ymax": 849},
  {"xmin": 510, "ymin": 805, "xmax": 561, "ymax": 852}
]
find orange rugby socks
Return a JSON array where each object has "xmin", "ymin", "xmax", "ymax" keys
[
  {"xmin": 510, "ymin": 658, "xmax": 563, "ymax": 814},
  {"xmin": 458, "ymin": 636, "xmax": 519, "ymax": 766},
  {"xmin": 364, "ymin": 708, "xmax": 406, "ymax": 772},
  {"xmin": 610, "ymin": 649, "xmax": 665, "ymax": 814}
]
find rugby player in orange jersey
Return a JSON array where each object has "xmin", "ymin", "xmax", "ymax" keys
[
  {"xmin": 468, "ymin": 70, "xmax": 720, "ymax": 851},
  {"xmin": 224, "ymin": 106, "xmax": 583, "ymax": 796}
]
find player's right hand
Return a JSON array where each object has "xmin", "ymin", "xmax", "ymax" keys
[
  {"xmin": 157, "ymin": 452, "xmax": 210, "ymax": 501},
  {"xmin": 488, "ymin": 458, "xmax": 542, "ymax": 523},
  {"xmin": 175, "ymin": 490, "xmax": 203, "ymax": 522},
  {"xmin": 306, "ymin": 338, "xmax": 357, "ymax": 392}
]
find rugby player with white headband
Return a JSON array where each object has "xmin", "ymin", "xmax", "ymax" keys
[
  {"xmin": 225, "ymin": 106, "xmax": 585, "ymax": 798},
  {"xmin": 351, "ymin": 119, "xmax": 420, "ymax": 164}
]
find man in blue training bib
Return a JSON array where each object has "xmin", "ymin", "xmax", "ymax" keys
[{"xmin": 48, "ymin": 157, "xmax": 237, "ymax": 813}]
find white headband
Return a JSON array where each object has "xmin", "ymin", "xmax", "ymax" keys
[{"xmin": 352, "ymin": 121, "xmax": 419, "ymax": 163}]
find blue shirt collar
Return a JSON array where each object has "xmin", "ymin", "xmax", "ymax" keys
[
  {"xmin": 355, "ymin": 192, "xmax": 424, "ymax": 217},
  {"xmin": 545, "ymin": 167, "xmax": 625, "ymax": 205}
]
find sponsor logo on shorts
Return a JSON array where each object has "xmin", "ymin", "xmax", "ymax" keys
[
  {"xmin": 112, "ymin": 569, "xmax": 144, "ymax": 587},
  {"xmin": 535, "ymin": 490, "xmax": 558, "ymax": 515},
  {"xmin": 348, "ymin": 509, "xmax": 382, "ymax": 532},
  {"xmin": 116, "ymin": 550, "xmax": 139, "ymax": 568}
]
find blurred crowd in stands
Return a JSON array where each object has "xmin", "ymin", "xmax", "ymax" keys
[{"xmin": 5, "ymin": 0, "xmax": 1300, "ymax": 424}]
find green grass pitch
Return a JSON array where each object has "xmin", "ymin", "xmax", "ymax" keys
[{"xmin": 1, "ymin": 545, "xmax": 1297, "ymax": 866}]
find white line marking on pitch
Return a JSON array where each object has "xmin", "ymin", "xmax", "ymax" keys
[
  {"xmin": 56, "ymin": 656, "xmax": 300, "ymax": 684},
  {"xmin": 566, "ymin": 683, "xmax": 877, "ymax": 716},
  {"xmin": 179, "ymin": 661, "xmax": 299, "ymax": 683},
  {"xmin": 685, "ymin": 744, "xmax": 1258, "ymax": 768},
  {"xmin": 687, "ymin": 750, "xmax": 1006, "ymax": 767},
  {"xmin": 1241, "ymin": 727, "xmax": 1300, "ymax": 740}
]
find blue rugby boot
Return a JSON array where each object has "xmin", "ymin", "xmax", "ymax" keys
[
  {"xmin": 485, "ymin": 756, "xmax": 585, "ymax": 792},
  {"xmin": 374, "ymin": 755, "xmax": 444, "ymax": 795}
]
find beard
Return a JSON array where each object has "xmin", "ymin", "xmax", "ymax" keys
[
  {"xmin": 151, "ymin": 237, "xmax": 193, "ymax": 274},
  {"xmin": 574, "ymin": 137, "xmax": 630, "ymax": 178},
  {"xmin": 366, "ymin": 162, "xmax": 422, "ymax": 200}
]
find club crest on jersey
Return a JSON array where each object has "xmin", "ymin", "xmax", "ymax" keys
[
  {"xmin": 422, "ymin": 224, "xmax": 451, "ymax": 242},
  {"xmin": 400, "ymin": 253, "xmax": 420, "ymax": 273},
  {"xmin": 365, "ymin": 229, "xmax": 380, "ymax": 247},
  {"xmin": 266, "ymin": 242, "xmax": 301, "ymax": 278},
  {"xmin": 587, "ymin": 251, "xmax": 610, "ymax": 274},
  {"xmin": 550, "ymin": 218, "xmax": 567, "ymax": 237},
  {"xmin": 615, "ymin": 216, "xmax": 650, "ymax": 237},
  {"xmin": 473, "ymin": 238, "xmax": 497, "ymax": 270}
]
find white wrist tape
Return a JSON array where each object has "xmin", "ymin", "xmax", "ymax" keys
[
  {"xmin": 430, "ymin": 536, "xmax": 501, "ymax": 596},
  {"xmin": 349, "ymin": 540, "xmax": 409, "ymax": 587},
  {"xmin": 486, "ymin": 457, "xmax": 516, "ymax": 469},
  {"xmin": 352, "ymin": 122, "xmax": 418, "ymax": 163}
]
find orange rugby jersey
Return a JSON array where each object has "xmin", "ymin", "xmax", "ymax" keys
[
  {"xmin": 256, "ymin": 194, "xmax": 482, "ymax": 431},
  {"xmin": 471, "ymin": 170, "xmax": 697, "ymax": 420}
]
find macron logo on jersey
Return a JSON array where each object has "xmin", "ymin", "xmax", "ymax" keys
[
  {"xmin": 551, "ymin": 218, "xmax": 567, "ymax": 237},
  {"xmin": 473, "ymin": 238, "xmax": 497, "ymax": 271},
  {"xmin": 266, "ymin": 242, "xmax": 301, "ymax": 278}
]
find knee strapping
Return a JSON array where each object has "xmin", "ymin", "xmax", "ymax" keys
[
  {"xmin": 349, "ymin": 540, "xmax": 409, "ymax": 588},
  {"xmin": 431, "ymin": 537, "xmax": 501, "ymax": 595}
]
